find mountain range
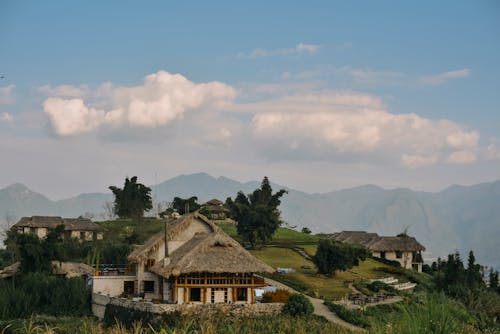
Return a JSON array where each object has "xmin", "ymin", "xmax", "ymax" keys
[{"xmin": 1, "ymin": 173, "xmax": 499, "ymax": 269}]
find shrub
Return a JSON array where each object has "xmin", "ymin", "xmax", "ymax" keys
[
  {"xmin": 262, "ymin": 289, "xmax": 291, "ymax": 303},
  {"xmin": 324, "ymin": 301, "xmax": 370, "ymax": 328},
  {"xmin": 282, "ymin": 294, "xmax": 313, "ymax": 316},
  {"xmin": 367, "ymin": 281, "xmax": 396, "ymax": 293}
]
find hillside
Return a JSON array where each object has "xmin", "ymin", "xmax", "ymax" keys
[{"xmin": 1, "ymin": 173, "xmax": 499, "ymax": 269}]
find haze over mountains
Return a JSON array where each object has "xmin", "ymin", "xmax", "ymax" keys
[{"xmin": 1, "ymin": 173, "xmax": 499, "ymax": 269}]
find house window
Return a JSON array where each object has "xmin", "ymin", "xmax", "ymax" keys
[
  {"xmin": 146, "ymin": 259, "xmax": 155, "ymax": 270},
  {"xmin": 124, "ymin": 281, "xmax": 135, "ymax": 295},
  {"xmin": 236, "ymin": 288, "xmax": 247, "ymax": 301},
  {"xmin": 395, "ymin": 251, "xmax": 403, "ymax": 259},
  {"xmin": 380, "ymin": 251, "xmax": 386, "ymax": 259},
  {"xmin": 80, "ymin": 231, "xmax": 86, "ymax": 240},
  {"xmin": 190, "ymin": 288, "xmax": 201, "ymax": 302},
  {"xmin": 143, "ymin": 280, "xmax": 155, "ymax": 293}
]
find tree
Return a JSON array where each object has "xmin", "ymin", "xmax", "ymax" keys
[
  {"xmin": 301, "ymin": 227, "xmax": 312, "ymax": 234},
  {"xmin": 172, "ymin": 196, "xmax": 200, "ymax": 215},
  {"xmin": 489, "ymin": 269, "xmax": 499, "ymax": 292},
  {"xmin": 312, "ymin": 239, "xmax": 368, "ymax": 276},
  {"xmin": 109, "ymin": 176, "xmax": 152, "ymax": 220},
  {"xmin": 466, "ymin": 250, "xmax": 483, "ymax": 289},
  {"xmin": 227, "ymin": 177, "xmax": 287, "ymax": 247}
]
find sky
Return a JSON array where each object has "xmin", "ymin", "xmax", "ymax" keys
[{"xmin": 0, "ymin": 1, "xmax": 499, "ymax": 199}]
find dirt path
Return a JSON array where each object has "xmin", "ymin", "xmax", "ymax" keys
[{"xmin": 261, "ymin": 276, "xmax": 366, "ymax": 333}]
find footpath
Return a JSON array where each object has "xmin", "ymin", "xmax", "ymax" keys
[{"xmin": 261, "ymin": 276, "xmax": 366, "ymax": 333}]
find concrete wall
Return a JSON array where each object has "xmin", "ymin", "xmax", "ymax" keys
[
  {"xmin": 92, "ymin": 276, "xmax": 136, "ymax": 297},
  {"xmin": 92, "ymin": 293, "xmax": 283, "ymax": 320}
]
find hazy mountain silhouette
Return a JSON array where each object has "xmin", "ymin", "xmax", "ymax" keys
[{"xmin": 1, "ymin": 174, "xmax": 499, "ymax": 269}]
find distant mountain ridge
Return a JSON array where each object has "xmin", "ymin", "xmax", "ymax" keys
[{"xmin": 1, "ymin": 173, "xmax": 499, "ymax": 269}]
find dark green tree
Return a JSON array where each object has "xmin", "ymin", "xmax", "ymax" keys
[
  {"xmin": 109, "ymin": 176, "xmax": 152, "ymax": 219},
  {"xmin": 312, "ymin": 239, "xmax": 368, "ymax": 276},
  {"xmin": 466, "ymin": 250, "xmax": 483, "ymax": 289},
  {"xmin": 228, "ymin": 177, "xmax": 287, "ymax": 247},
  {"xmin": 172, "ymin": 196, "xmax": 200, "ymax": 215},
  {"xmin": 301, "ymin": 227, "xmax": 312, "ymax": 234},
  {"xmin": 489, "ymin": 269, "xmax": 499, "ymax": 293}
]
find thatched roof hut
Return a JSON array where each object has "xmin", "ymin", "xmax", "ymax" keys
[
  {"xmin": 13, "ymin": 216, "xmax": 104, "ymax": 232},
  {"xmin": 330, "ymin": 231, "xmax": 425, "ymax": 252},
  {"xmin": 128, "ymin": 213, "xmax": 274, "ymax": 277},
  {"xmin": 331, "ymin": 231, "xmax": 379, "ymax": 245},
  {"xmin": 205, "ymin": 199, "xmax": 224, "ymax": 206},
  {"xmin": 0, "ymin": 261, "xmax": 94, "ymax": 278},
  {"xmin": 366, "ymin": 236, "xmax": 425, "ymax": 252}
]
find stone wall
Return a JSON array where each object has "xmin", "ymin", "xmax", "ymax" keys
[{"xmin": 92, "ymin": 293, "xmax": 283, "ymax": 320}]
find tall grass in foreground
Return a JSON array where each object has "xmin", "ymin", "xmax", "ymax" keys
[
  {"xmin": 368, "ymin": 292, "xmax": 494, "ymax": 334},
  {"xmin": 0, "ymin": 314, "xmax": 352, "ymax": 334}
]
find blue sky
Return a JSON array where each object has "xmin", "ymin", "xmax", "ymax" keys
[{"xmin": 1, "ymin": 1, "xmax": 499, "ymax": 198}]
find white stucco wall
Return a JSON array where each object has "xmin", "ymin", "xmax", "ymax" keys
[{"xmin": 92, "ymin": 276, "xmax": 136, "ymax": 297}]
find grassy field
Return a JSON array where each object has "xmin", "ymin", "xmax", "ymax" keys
[
  {"xmin": 216, "ymin": 222, "xmax": 318, "ymax": 245},
  {"xmin": 97, "ymin": 218, "xmax": 167, "ymax": 243},
  {"xmin": 250, "ymin": 247, "xmax": 396, "ymax": 300}
]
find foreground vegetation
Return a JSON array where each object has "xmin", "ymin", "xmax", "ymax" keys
[{"xmin": 0, "ymin": 314, "xmax": 351, "ymax": 334}]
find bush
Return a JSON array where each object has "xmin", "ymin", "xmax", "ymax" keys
[
  {"xmin": 0, "ymin": 272, "xmax": 90, "ymax": 319},
  {"xmin": 262, "ymin": 289, "xmax": 291, "ymax": 303},
  {"xmin": 282, "ymin": 294, "xmax": 313, "ymax": 316},
  {"xmin": 367, "ymin": 281, "xmax": 396, "ymax": 293},
  {"xmin": 324, "ymin": 301, "xmax": 370, "ymax": 328},
  {"xmin": 371, "ymin": 256, "xmax": 401, "ymax": 268}
]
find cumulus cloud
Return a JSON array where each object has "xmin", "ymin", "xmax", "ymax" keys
[
  {"xmin": 38, "ymin": 84, "xmax": 88, "ymax": 98},
  {"xmin": 0, "ymin": 112, "xmax": 13, "ymax": 122},
  {"xmin": 249, "ymin": 91, "xmax": 479, "ymax": 168},
  {"xmin": 420, "ymin": 68, "xmax": 470, "ymax": 85},
  {"xmin": 0, "ymin": 84, "xmax": 15, "ymax": 105},
  {"xmin": 238, "ymin": 43, "xmax": 320, "ymax": 58},
  {"xmin": 43, "ymin": 71, "xmax": 236, "ymax": 136}
]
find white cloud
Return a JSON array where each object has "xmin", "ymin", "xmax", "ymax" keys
[
  {"xmin": 0, "ymin": 112, "xmax": 13, "ymax": 122},
  {"xmin": 238, "ymin": 43, "xmax": 320, "ymax": 58},
  {"xmin": 38, "ymin": 84, "xmax": 88, "ymax": 98},
  {"xmin": 249, "ymin": 91, "xmax": 479, "ymax": 168},
  {"xmin": 0, "ymin": 84, "xmax": 15, "ymax": 105},
  {"xmin": 339, "ymin": 67, "xmax": 402, "ymax": 84},
  {"xmin": 43, "ymin": 71, "xmax": 236, "ymax": 136},
  {"xmin": 447, "ymin": 150, "xmax": 476, "ymax": 164},
  {"xmin": 420, "ymin": 68, "xmax": 470, "ymax": 85},
  {"xmin": 486, "ymin": 139, "xmax": 500, "ymax": 160}
]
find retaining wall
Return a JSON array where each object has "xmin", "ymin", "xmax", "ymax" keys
[{"xmin": 92, "ymin": 293, "xmax": 283, "ymax": 320}]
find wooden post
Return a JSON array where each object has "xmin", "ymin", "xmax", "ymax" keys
[{"xmin": 251, "ymin": 273, "xmax": 255, "ymax": 303}]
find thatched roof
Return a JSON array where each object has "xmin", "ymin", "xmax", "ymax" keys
[
  {"xmin": 205, "ymin": 199, "xmax": 224, "ymax": 206},
  {"xmin": 331, "ymin": 231, "xmax": 379, "ymax": 245},
  {"xmin": 128, "ymin": 213, "xmax": 217, "ymax": 262},
  {"xmin": 0, "ymin": 261, "xmax": 94, "ymax": 278},
  {"xmin": 366, "ymin": 236, "xmax": 425, "ymax": 252},
  {"xmin": 330, "ymin": 231, "xmax": 425, "ymax": 252},
  {"xmin": 13, "ymin": 216, "xmax": 104, "ymax": 232},
  {"xmin": 128, "ymin": 213, "xmax": 274, "ymax": 277}
]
